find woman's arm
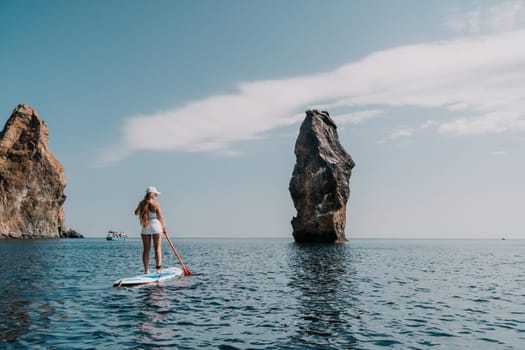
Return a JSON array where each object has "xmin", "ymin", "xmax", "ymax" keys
[{"xmin": 152, "ymin": 202, "xmax": 167, "ymax": 233}]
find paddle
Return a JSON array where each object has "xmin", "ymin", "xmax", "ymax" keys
[{"xmin": 163, "ymin": 232, "xmax": 192, "ymax": 276}]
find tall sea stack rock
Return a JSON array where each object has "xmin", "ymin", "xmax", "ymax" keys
[
  {"xmin": 289, "ymin": 110, "xmax": 355, "ymax": 243},
  {"xmin": 0, "ymin": 104, "xmax": 66, "ymax": 239}
]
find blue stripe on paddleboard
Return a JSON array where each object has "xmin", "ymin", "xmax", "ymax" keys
[
  {"xmin": 113, "ymin": 267, "xmax": 183, "ymax": 286},
  {"xmin": 139, "ymin": 271, "xmax": 176, "ymax": 279}
]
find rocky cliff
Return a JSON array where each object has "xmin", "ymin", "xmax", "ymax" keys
[
  {"xmin": 289, "ymin": 110, "xmax": 355, "ymax": 243},
  {"xmin": 0, "ymin": 104, "xmax": 66, "ymax": 239}
]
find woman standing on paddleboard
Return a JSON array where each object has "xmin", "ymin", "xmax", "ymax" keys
[{"xmin": 134, "ymin": 186, "xmax": 167, "ymax": 274}]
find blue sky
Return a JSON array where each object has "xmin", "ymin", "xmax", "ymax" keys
[{"xmin": 1, "ymin": 0, "xmax": 525, "ymax": 239}]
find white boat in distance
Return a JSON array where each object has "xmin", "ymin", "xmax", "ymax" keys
[{"xmin": 106, "ymin": 230, "xmax": 127, "ymax": 241}]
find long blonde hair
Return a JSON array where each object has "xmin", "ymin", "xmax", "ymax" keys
[{"xmin": 135, "ymin": 192, "xmax": 155, "ymax": 228}]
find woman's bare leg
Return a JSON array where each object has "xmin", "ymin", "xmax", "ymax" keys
[
  {"xmin": 141, "ymin": 234, "xmax": 151, "ymax": 274},
  {"xmin": 153, "ymin": 233, "xmax": 162, "ymax": 273}
]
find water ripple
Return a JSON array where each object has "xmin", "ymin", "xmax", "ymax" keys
[{"xmin": 0, "ymin": 238, "xmax": 524, "ymax": 349}]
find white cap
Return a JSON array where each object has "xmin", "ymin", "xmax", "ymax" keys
[{"xmin": 146, "ymin": 186, "xmax": 161, "ymax": 195}]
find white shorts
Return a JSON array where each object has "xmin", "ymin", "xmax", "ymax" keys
[{"xmin": 141, "ymin": 219, "xmax": 163, "ymax": 235}]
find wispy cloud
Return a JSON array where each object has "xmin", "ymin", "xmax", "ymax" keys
[
  {"xmin": 378, "ymin": 120, "xmax": 440, "ymax": 144},
  {"xmin": 447, "ymin": 103, "xmax": 470, "ymax": 111},
  {"xmin": 444, "ymin": 1, "xmax": 525, "ymax": 33},
  {"xmin": 377, "ymin": 128, "xmax": 415, "ymax": 144},
  {"xmin": 419, "ymin": 120, "xmax": 439, "ymax": 130},
  {"xmin": 438, "ymin": 111, "xmax": 525, "ymax": 135},
  {"xmin": 102, "ymin": 12, "xmax": 525, "ymax": 163},
  {"xmin": 489, "ymin": 150, "xmax": 508, "ymax": 156},
  {"xmin": 334, "ymin": 110, "xmax": 384, "ymax": 125}
]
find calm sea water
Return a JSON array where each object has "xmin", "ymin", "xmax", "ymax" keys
[{"xmin": 0, "ymin": 238, "xmax": 524, "ymax": 349}]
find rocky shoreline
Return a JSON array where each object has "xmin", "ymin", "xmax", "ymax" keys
[
  {"xmin": 0, "ymin": 104, "xmax": 67, "ymax": 239},
  {"xmin": 61, "ymin": 228, "xmax": 84, "ymax": 239}
]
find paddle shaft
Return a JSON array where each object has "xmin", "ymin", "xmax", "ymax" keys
[{"xmin": 163, "ymin": 232, "xmax": 192, "ymax": 276}]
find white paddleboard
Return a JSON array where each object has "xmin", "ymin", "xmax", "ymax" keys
[{"xmin": 113, "ymin": 267, "xmax": 183, "ymax": 287}]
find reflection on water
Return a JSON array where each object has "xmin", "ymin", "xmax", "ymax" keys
[
  {"xmin": 287, "ymin": 243, "xmax": 360, "ymax": 349},
  {"xmin": 0, "ymin": 241, "xmax": 57, "ymax": 346},
  {"xmin": 0, "ymin": 299, "xmax": 30, "ymax": 344},
  {"xmin": 135, "ymin": 285, "xmax": 181, "ymax": 348}
]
